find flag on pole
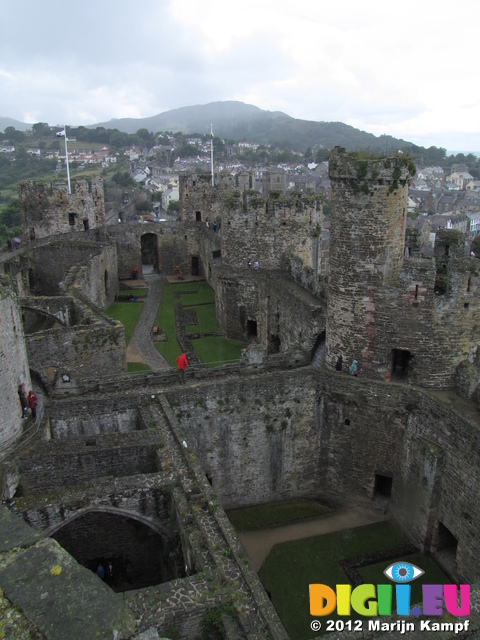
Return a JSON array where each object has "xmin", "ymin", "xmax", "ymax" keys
[{"xmin": 56, "ymin": 129, "xmax": 66, "ymax": 138}]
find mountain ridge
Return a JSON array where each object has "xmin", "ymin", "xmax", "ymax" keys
[{"xmin": 1, "ymin": 101, "xmax": 412, "ymax": 153}]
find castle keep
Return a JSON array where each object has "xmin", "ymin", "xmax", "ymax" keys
[{"xmin": 1, "ymin": 148, "xmax": 480, "ymax": 638}]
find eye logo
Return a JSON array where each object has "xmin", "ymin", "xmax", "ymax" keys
[{"xmin": 384, "ymin": 562, "xmax": 424, "ymax": 583}]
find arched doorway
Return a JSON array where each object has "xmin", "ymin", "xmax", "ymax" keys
[
  {"xmin": 141, "ymin": 233, "xmax": 159, "ymax": 274},
  {"xmin": 50, "ymin": 509, "xmax": 185, "ymax": 592}
]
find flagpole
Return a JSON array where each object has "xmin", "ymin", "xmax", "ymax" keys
[
  {"xmin": 64, "ymin": 125, "xmax": 71, "ymax": 194},
  {"xmin": 210, "ymin": 124, "xmax": 214, "ymax": 187}
]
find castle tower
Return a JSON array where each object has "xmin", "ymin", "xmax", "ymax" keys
[
  {"xmin": 19, "ymin": 176, "xmax": 106, "ymax": 241},
  {"xmin": 325, "ymin": 148, "xmax": 413, "ymax": 376}
]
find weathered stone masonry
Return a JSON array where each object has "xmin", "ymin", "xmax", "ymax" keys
[{"xmin": 326, "ymin": 148, "xmax": 480, "ymax": 388}]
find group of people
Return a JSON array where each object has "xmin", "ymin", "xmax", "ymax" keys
[
  {"xmin": 17, "ymin": 384, "xmax": 37, "ymax": 420},
  {"xmin": 96, "ymin": 560, "xmax": 114, "ymax": 584},
  {"xmin": 205, "ymin": 218, "xmax": 219, "ymax": 233},
  {"xmin": 335, "ymin": 355, "xmax": 358, "ymax": 376},
  {"xmin": 6, "ymin": 238, "xmax": 21, "ymax": 251}
]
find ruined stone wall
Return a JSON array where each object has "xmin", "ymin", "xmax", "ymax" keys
[
  {"xmin": 318, "ymin": 372, "xmax": 480, "ymax": 582},
  {"xmin": 220, "ymin": 194, "xmax": 321, "ymax": 273},
  {"xmin": 21, "ymin": 238, "xmax": 109, "ymax": 297},
  {"xmin": 18, "ymin": 432, "xmax": 161, "ymax": 494},
  {"xmin": 49, "ymin": 406, "xmax": 141, "ymax": 439},
  {"xmin": 391, "ymin": 395, "xmax": 480, "ymax": 583},
  {"xmin": 0, "ymin": 281, "xmax": 31, "ymax": 449},
  {"xmin": 262, "ymin": 170, "xmax": 286, "ymax": 196},
  {"xmin": 61, "ymin": 241, "xmax": 119, "ymax": 310},
  {"xmin": 167, "ymin": 369, "xmax": 320, "ymax": 508},
  {"xmin": 179, "ymin": 171, "xmax": 236, "ymax": 223},
  {"xmin": 325, "ymin": 149, "xmax": 480, "ymax": 389},
  {"xmin": 178, "ymin": 172, "xmax": 323, "ymax": 277},
  {"xmin": 108, "ymin": 221, "xmax": 203, "ymax": 279},
  {"xmin": 214, "ymin": 270, "xmax": 263, "ymax": 343},
  {"xmin": 19, "ymin": 177, "xmax": 106, "ymax": 240},
  {"xmin": 212, "ymin": 268, "xmax": 325, "ymax": 355},
  {"xmin": 25, "ymin": 316, "xmax": 126, "ymax": 381}
]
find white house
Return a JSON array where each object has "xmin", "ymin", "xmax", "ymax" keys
[
  {"xmin": 466, "ymin": 211, "xmax": 480, "ymax": 236},
  {"xmin": 448, "ymin": 171, "xmax": 474, "ymax": 190},
  {"xmin": 162, "ymin": 186, "xmax": 179, "ymax": 210},
  {"xmin": 466, "ymin": 180, "xmax": 480, "ymax": 192}
]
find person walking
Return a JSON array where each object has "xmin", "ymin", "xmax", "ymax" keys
[
  {"xmin": 18, "ymin": 384, "xmax": 28, "ymax": 419},
  {"xmin": 349, "ymin": 360, "xmax": 358, "ymax": 376},
  {"xmin": 176, "ymin": 352, "xmax": 188, "ymax": 383},
  {"xmin": 28, "ymin": 390, "xmax": 37, "ymax": 420}
]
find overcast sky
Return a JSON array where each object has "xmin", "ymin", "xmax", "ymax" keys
[{"xmin": 2, "ymin": 0, "xmax": 480, "ymax": 153}]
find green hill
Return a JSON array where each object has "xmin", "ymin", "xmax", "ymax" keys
[{"xmin": 89, "ymin": 101, "xmax": 410, "ymax": 153}]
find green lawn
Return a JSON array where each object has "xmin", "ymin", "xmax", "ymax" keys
[
  {"xmin": 154, "ymin": 283, "xmax": 184, "ymax": 366},
  {"xmin": 186, "ymin": 303, "xmax": 219, "ymax": 334},
  {"xmin": 191, "ymin": 336, "xmax": 245, "ymax": 367},
  {"xmin": 155, "ymin": 282, "xmax": 246, "ymax": 367},
  {"xmin": 120, "ymin": 288, "xmax": 148, "ymax": 297},
  {"xmin": 227, "ymin": 500, "xmax": 332, "ymax": 531},
  {"xmin": 106, "ymin": 301, "xmax": 144, "ymax": 345},
  {"xmin": 127, "ymin": 362, "xmax": 151, "ymax": 373},
  {"xmin": 180, "ymin": 280, "xmax": 216, "ymax": 305},
  {"xmin": 258, "ymin": 521, "xmax": 448, "ymax": 640}
]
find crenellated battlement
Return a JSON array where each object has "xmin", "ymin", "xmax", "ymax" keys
[
  {"xmin": 326, "ymin": 147, "xmax": 480, "ymax": 389},
  {"xmin": 19, "ymin": 176, "xmax": 105, "ymax": 241}
]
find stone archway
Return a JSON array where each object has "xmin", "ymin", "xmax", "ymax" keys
[
  {"xmin": 47, "ymin": 507, "xmax": 185, "ymax": 591},
  {"xmin": 141, "ymin": 233, "xmax": 159, "ymax": 274}
]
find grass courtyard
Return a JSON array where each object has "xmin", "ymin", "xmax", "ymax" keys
[
  {"xmin": 258, "ymin": 520, "xmax": 451, "ymax": 640},
  {"xmin": 106, "ymin": 300, "xmax": 144, "ymax": 346},
  {"xmin": 154, "ymin": 281, "xmax": 246, "ymax": 367},
  {"xmin": 107, "ymin": 280, "xmax": 246, "ymax": 370}
]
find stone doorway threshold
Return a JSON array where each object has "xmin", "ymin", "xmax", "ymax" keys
[{"xmin": 237, "ymin": 503, "xmax": 387, "ymax": 572}]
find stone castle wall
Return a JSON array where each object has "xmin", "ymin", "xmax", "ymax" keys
[
  {"xmin": 212, "ymin": 268, "xmax": 326, "ymax": 355},
  {"xmin": 179, "ymin": 171, "xmax": 236, "ymax": 223},
  {"xmin": 25, "ymin": 313, "xmax": 126, "ymax": 382},
  {"xmin": 179, "ymin": 172, "xmax": 322, "ymax": 280},
  {"xmin": 19, "ymin": 177, "xmax": 106, "ymax": 240},
  {"xmin": 220, "ymin": 194, "xmax": 321, "ymax": 272},
  {"xmin": 61, "ymin": 241, "xmax": 119, "ymax": 310},
  {"xmin": 325, "ymin": 149, "xmax": 480, "ymax": 388},
  {"xmin": 18, "ymin": 431, "xmax": 160, "ymax": 495},
  {"xmin": 108, "ymin": 222, "xmax": 203, "ymax": 279},
  {"xmin": 318, "ymin": 372, "xmax": 480, "ymax": 582},
  {"xmin": 0, "ymin": 282, "xmax": 31, "ymax": 449},
  {"xmin": 166, "ymin": 369, "xmax": 320, "ymax": 509}
]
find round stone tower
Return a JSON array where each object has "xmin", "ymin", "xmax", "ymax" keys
[{"xmin": 325, "ymin": 148, "xmax": 413, "ymax": 376}]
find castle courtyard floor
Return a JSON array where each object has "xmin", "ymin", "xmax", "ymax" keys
[{"xmin": 237, "ymin": 501, "xmax": 387, "ymax": 572}]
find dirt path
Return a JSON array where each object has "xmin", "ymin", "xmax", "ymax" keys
[{"xmin": 237, "ymin": 505, "xmax": 387, "ymax": 572}]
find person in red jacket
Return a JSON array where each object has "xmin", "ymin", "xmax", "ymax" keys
[
  {"xmin": 176, "ymin": 352, "xmax": 188, "ymax": 383},
  {"xmin": 28, "ymin": 390, "xmax": 37, "ymax": 420}
]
